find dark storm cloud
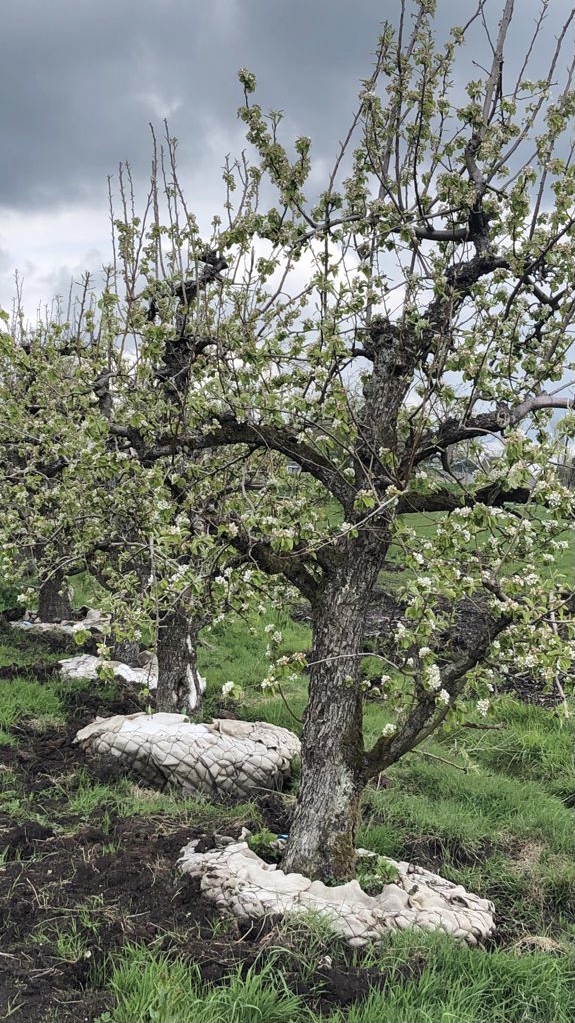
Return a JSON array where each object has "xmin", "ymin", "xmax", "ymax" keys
[
  {"xmin": 0, "ymin": 0, "xmax": 571, "ymax": 213},
  {"xmin": 0, "ymin": 0, "xmax": 467, "ymax": 212},
  {"xmin": 0, "ymin": 0, "xmax": 377, "ymax": 210}
]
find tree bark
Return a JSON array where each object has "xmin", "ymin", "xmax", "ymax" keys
[
  {"xmin": 155, "ymin": 604, "xmax": 205, "ymax": 714},
  {"xmin": 109, "ymin": 635, "xmax": 141, "ymax": 666},
  {"xmin": 37, "ymin": 569, "xmax": 73, "ymax": 622},
  {"xmin": 282, "ymin": 560, "xmax": 378, "ymax": 882}
]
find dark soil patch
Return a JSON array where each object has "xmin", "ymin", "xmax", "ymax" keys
[
  {"xmin": 0, "ymin": 685, "xmax": 428, "ymax": 1022},
  {"xmin": 0, "ymin": 816, "xmax": 222, "ymax": 1022},
  {"xmin": 59, "ymin": 678, "xmax": 151, "ymax": 724},
  {"xmin": 497, "ymin": 671, "xmax": 565, "ymax": 708},
  {"xmin": 0, "ymin": 622, "xmax": 100, "ymax": 657},
  {"xmin": 0, "ymin": 710, "xmax": 256, "ymax": 1023},
  {"xmin": 0, "ymin": 662, "xmax": 63, "ymax": 682},
  {"xmin": 306, "ymin": 956, "xmax": 426, "ymax": 1007},
  {"xmin": 254, "ymin": 791, "xmax": 294, "ymax": 834}
]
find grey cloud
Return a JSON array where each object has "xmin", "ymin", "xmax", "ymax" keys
[
  {"xmin": 1, "ymin": 0, "xmax": 572, "ymax": 215},
  {"xmin": 0, "ymin": 0, "xmax": 444, "ymax": 210}
]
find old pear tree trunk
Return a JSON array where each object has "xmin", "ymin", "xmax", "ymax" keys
[
  {"xmin": 282, "ymin": 553, "xmax": 381, "ymax": 882},
  {"xmin": 155, "ymin": 603, "xmax": 205, "ymax": 714}
]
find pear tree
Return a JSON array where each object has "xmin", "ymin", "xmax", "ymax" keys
[{"xmin": 2, "ymin": 0, "xmax": 574, "ymax": 882}]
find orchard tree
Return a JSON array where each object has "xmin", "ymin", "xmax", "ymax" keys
[
  {"xmin": 0, "ymin": 306, "xmax": 75, "ymax": 622},
  {"xmin": 117, "ymin": 0, "xmax": 574, "ymax": 881},
  {"xmin": 0, "ymin": 282, "xmax": 282, "ymax": 713},
  {"xmin": 3, "ymin": 0, "xmax": 575, "ymax": 882}
]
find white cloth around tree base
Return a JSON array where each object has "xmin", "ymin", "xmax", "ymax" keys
[
  {"xmin": 11, "ymin": 608, "xmax": 107, "ymax": 640},
  {"xmin": 59, "ymin": 652, "xmax": 161, "ymax": 689},
  {"xmin": 74, "ymin": 712, "xmax": 300, "ymax": 799},
  {"xmin": 178, "ymin": 835, "xmax": 495, "ymax": 947}
]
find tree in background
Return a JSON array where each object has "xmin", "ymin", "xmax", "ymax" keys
[{"xmin": 0, "ymin": 287, "xmax": 274, "ymax": 713}]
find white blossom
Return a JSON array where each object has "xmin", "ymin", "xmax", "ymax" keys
[
  {"xmin": 381, "ymin": 723, "xmax": 397, "ymax": 738},
  {"xmin": 221, "ymin": 681, "xmax": 235, "ymax": 698},
  {"xmin": 476, "ymin": 698, "xmax": 490, "ymax": 717},
  {"xmin": 424, "ymin": 664, "xmax": 442, "ymax": 690},
  {"xmin": 438, "ymin": 689, "xmax": 450, "ymax": 705}
]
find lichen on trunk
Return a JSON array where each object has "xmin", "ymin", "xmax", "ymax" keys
[
  {"xmin": 155, "ymin": 603, "xmax": 205, "ymax": 714},
  {"xmin": 282, "ymin": 563, "xmax": 377, "ymax": 882}
]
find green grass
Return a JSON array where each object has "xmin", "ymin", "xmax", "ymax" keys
[
  {"xmin": 326, "ymin": 930, "xmax": 575, "ymax": 1023},
  {"xmin": 358, "ymin": 704, "xmax": 575, "ymax": 942},
  {"xmin": 199, "ymin": 606, "xmax": 310, "ymax": 692},
  {"xmin": 0, "ymin": 675, "xmax": 63, "ymax": 743},
  {"xmin": 451, "ymin": 698, "xmax": 575, "ymax": 800},
  {"xmin": 100, "ymin": 930, "xmax": 575, "ymax": 1023},
  {"xmin": 103, "ymin": 945, "xmax": 311, "ymax": 1023},
  {"xmin": 43, "ymin": 767, "xmax": 261, "ymax": 830}
]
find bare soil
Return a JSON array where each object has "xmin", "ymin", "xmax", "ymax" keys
[{"xmin": 0, "ymin": 680, "xmax": 427, "ymax": 1023}]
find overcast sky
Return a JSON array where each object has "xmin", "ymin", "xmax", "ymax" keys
[{"xmin": 0, "ymin": 0, "xmax": 572, "ymax": 317}]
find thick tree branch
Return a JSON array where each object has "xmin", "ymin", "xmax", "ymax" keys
[
  {"xmin": 408, "ymin": 392, "xmax": 575, "ymax": 468},
  {"xmin": 396, "ymin": 483, "xmax": 532, "ymax": 515},
  {"xmin": 143, "ymin": 416, "xmax": 356, "ymax": 509}
]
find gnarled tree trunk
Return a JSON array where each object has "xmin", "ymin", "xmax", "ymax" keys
[
  {"xmin": 282, "ymin": 560, "xmax": 378, "ymax": 882},
  {"xmin": 37, "ymin": 569, "xmax": 72, "ymax": 622},
  {"xmin": 156, "ymin": 604, "xmax": 204, "ymax": 714},
  {"xmin": 109, "ymin": 634, "xmax": 141, "ymax": 666}
]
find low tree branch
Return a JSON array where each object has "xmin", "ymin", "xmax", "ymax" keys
[
  {"xmin": 364, "ymin": 614, "xmax": 510, "ymax": 777},
  {"xmin": 143, "ymin": 416, "xmax": 356, "ymax": 509},
  {"xmin": 396, "ymin": 483, "xmax": 532, "ymax": 515}
]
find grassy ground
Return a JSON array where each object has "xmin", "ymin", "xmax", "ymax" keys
[{"xmin": 0, "ymin": 611, "xmax": 573, "ymax": 1023}]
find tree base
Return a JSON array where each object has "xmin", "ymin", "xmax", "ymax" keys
[
  {"xmin": 74, "ymin": 714, "xmax": 300, "ymax": 799},
  {"xmin": 179, "ymin": 836, "xmax": 495, "ymax": 947}
]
